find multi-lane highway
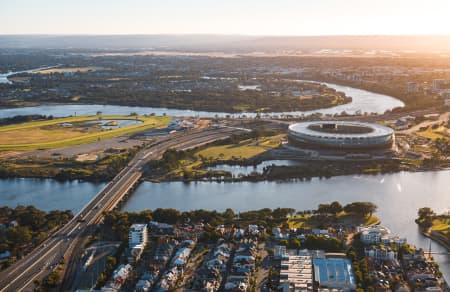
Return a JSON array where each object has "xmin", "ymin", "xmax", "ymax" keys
[{"xmin": 0, "ymin": 126, "xmax": 242, "ymax": 292}]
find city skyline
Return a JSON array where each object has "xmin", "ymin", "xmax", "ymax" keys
[{"xmin": 2, "ymin": 0, "xmax": 450, "ymax": 35}]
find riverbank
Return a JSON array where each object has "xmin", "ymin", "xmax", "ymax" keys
[
  {"xmin": 3, "ymin": 79, "xmax": 352, "ymax": 113},
  {"xmin": 1, "ymin": 99, "xmax": 351, "ymax": 114},
  {"xmin": 0, "ymin": 81, "xmax": 404, "ymax": 119},
  {"xmin": 299, "ymin": 77, "xmax": 438, "ymax": 113},
  {"xmin": 0, "ymin": 148, "xmax": 138, "ymax": 182},
  {"xmin": 416, "ymin": 208, "xmax": 450, "ymax": 252},
  {"xmin": 144, "ymin": 135, "xmax": 449, "ymax": 182},
  {"xmin": 2, "ymin": 169, "xmax": 450, "ymax": 280},
  {"xmin": 421, "ymin": 229, "xmax": 450, "ymax": 251}
]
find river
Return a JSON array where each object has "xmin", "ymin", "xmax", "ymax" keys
[
  {"xmin": 0, "ymin": 82, "xmax": 404, "ymax": 118},
  {"xmin": 3, "ymin": 79, "xmax": 445, "ymax": 278},
  {"xmin": 1, "ymin": 170, "xmax": 450, "ymax": 280},
  {"xmin": 0, "ymin": 178, "xmax": 106, "ymax": 212},
  {"xmin": 122, "ymin": 170, "xmax": 450, "ymax": 281},
  {"xmin": 207, "ymin": 160, "xmax": 304, "ymax": 176},
  {"xmin": 0, "ymin": 66, "xmax": 58, "ymax": 84}
]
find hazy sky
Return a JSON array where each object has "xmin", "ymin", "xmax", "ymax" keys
[{"xmin": 1, "ymin": 0, "xmax": 450, "ymax": 35}]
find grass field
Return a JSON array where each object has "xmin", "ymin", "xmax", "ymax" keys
[
  {"xmin": 162, "ymin": 135, "xmax": 284, "ymax": 179},
  {"xmin": 431, "ymin": 218, "xmax": 450, "ymax": 235},
  {"xmin": 287, "ymin": 213, "xmax": 379, "ymax": 229},
  {"xmin": 0, "ymin": 115, "xmax": 170, "ymax": 151},
  {"xmin": 195, "ymin": 135, "xmax": 284, "ymax": 160},
  {"xmin": 36, "ymin": 67, "xmax": 101, "ymax": 74}
]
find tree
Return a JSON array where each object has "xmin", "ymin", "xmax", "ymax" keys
[
  {"xmin": 291, "ymin": 238, "xmax": 302, "ymax": 249},
  {"xmin": 8, "ymin": 226, "xmax": 32, "ymax": 247},
  {"xmin": 317, "ymin": 203, "xmax": 342, "ymax": 215},
  {"xmin": 344, "ymin": 202, "xmax": 377, "ymax": 217},
  {"xmin": 106, "ymin": 256, "xmax": 117, "ymax": 272},
  {"xmin": 202, "ymin": 229, "xmax": 221, "ymax": 243},
  {"xmin": 223, "ymin": 208, "xmax": 235, "ymax": 222},
  {"xmin": 418, "ymin": 207, "xmax": 435, "ymax": 220},
  {"xmin": 317, "ymin": 203, "xmax": 331, "ymax": 215},
  {"xmin": 416, "ymin": 207, "xmax": 435, "ymax": 229},
  {"xmin": 273, "ymin": 208, "xmax": 296, "ymax": 219},
  {"xmin": 152, "ymin": 208, "xmax": 181, "ymax": 224},
  {"xmin": 329, "ymin": 201, "xmax": 343, "ymax": 214},
  {"xmin": 42, "ymin": 270, "xmax": 60, "ymax": 288}
]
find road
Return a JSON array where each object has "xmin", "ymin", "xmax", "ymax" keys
[{"xmin": 0, "ymin": 126, "xmax": 243, "ymax": 292}]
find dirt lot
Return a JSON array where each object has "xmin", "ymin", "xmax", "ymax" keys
[{"xmin": 14, "ymin": 136, "xmax": 148, "ymax": 159}]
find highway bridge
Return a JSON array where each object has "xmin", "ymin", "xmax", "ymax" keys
[{"xmin": 0, "ymin": 126, "xmax": 243, "ymax": 292}]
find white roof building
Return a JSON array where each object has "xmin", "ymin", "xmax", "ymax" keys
[
  {"xmin": 357, "ymin": 225, "xmax": 406, "ymax": 246},
  {"xmin": 129, "ymin": 224, "xmax": 148, "ymax": 248},
  {"xmin": 279, "ymin": 252, "xmax": 313, "ymax": 292}
]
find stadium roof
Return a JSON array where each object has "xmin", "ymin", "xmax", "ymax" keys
[{"xmin": 289, "ymin": 121, "xmax": 393, "ymax": 139}]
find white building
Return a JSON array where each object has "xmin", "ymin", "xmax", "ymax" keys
[
  {"xmin": 365, "ymin": 246, "xmax": 397, "ymax": 261},
  {"xmin": 358, "ymin": 226, "xmax": 386, "ymax": 244},
  {"xmin": 357, "ymin": 225, "xmax": 406, "ymax": 246},
  {"xmin": 279, "ymin": 251, "xmax": 313, "ymax": 292},
  {"xmin": 129, "ymin": 224, "xmax": 148, "ymax": 248}
]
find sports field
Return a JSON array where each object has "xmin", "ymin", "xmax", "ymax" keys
[
  {"xmin": 0, "ymin": 115, "xmax": 170, "ymax": 151},
  {"xmin": 195, "ymin": 135, "xmax": 284, "ymax": 160}
]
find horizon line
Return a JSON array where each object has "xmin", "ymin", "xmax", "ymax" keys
[{"xmin": 2, "ymin": 33, "xmax": 450, "ymax": 37}]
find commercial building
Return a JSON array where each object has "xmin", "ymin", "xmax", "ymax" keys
[
  {"xmin": 313, "ymin": 255, "xmax": 357, "ymax": 292},
  {"xmin": 129, "ymin": 224, "xmax": 148, "ymax": 248},
  {"xmin": 278, "ymin": 250, "xmax": 357, "ymax": 292},
  {"xmin": 288, "ymin": 121, "xmax": 394, "ymax": 150},
  {"xmin": 279, "ymin": 250, "xmax": 314, "ymax": 292},
  {"xmin": 128, "ymin": 224, "xmax": 148, "ymax": 263}
]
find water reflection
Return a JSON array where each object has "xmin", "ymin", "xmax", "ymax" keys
[{"xmin": 207, "ymin": 160, "xmax": 303, "ymax": 176}]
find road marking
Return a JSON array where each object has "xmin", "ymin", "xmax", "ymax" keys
[
  {"xmin": 17, "ymin": 265, "xmax": 47, "ymax": 292},
  {"xmin": 6, "ymin": 237, "xmax": 58, "ymax": 277},
  {"xmin": 1, "ymin": 129, "xmax": 240, "ymax": 291},
  {"xmin": 2, "ymin": 241, "xmax": 62, "ymax": 292},
  {"xmin": 67, "ymin": 223, "xmax": 81, "ymax": 236}
]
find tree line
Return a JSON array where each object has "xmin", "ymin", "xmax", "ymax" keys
[{"xmin": 0, "ymin": 206, "xmax": 72, "ymax": 270}]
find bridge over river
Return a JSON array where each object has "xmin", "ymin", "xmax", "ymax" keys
[{"xmin": 0, "ymin": 126, "xmax": 243, "ymax": 292}]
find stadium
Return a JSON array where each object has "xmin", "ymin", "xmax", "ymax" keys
[{"xmin": 288, "ymin": 121, "xmax": 394, "ymax": 150}]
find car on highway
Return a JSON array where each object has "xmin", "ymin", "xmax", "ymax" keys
[{"xmin": 77, "ymin": 214, "xmax": 86, "ymax": 222}]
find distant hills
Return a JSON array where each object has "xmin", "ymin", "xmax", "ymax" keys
[{"xmin": 1, "ymin": 34, "xmax": 450, "ymax": 53}]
